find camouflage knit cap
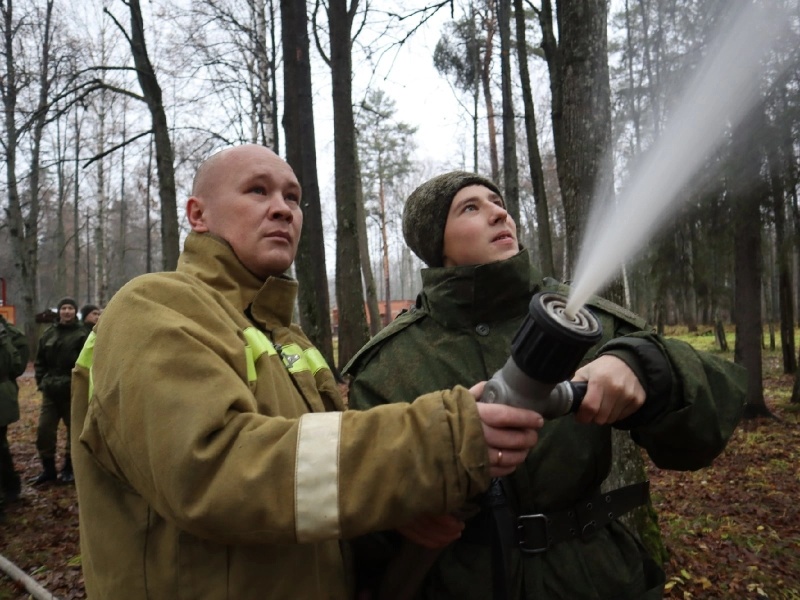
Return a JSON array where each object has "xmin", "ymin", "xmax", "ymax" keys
[{"xmin": 402, "ymin": 171, "xmax": 502, "ymax": 267}]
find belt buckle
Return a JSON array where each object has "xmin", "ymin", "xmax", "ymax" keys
[{"xmin": 517, "ymin": 514, "xmax": 550, "ymax": 554}]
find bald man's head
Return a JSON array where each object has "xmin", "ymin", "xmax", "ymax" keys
[
  {"xmin": 192, "ymin": 144, "xmax": 282, "ymax": 198},
  {"xmin": 185, "ymin": 144, "xmax": 303, "ymax": 279}
]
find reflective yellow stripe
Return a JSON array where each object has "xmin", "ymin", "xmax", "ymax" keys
[
  {"xmin": 303, "ymin": 348, "xmax": 330, "ymax": 375},
  {"xmin": 243, "ymin": 327, "xmax": 277, "ymax": 384},
  {"xmin": 77, "ymin": 332, "xmax": 97, "ymax": 402},
  {"xmin": 240, "ymin": 328, "xmax": 331, "ymax": 382},
  {"xmin": 295, "ymin": 412, "xmax": 342, "ymax": 542},
  {"xmin": 276, "ymin": 344, "xmax": 331, "ymax": 375},
  {"xmin": 279, "ymin": 343, "xmax": 306, "ymax": 373},
  {"xmin": 76, "ymin": 332, "xmax": 96, "ymax": 369}
]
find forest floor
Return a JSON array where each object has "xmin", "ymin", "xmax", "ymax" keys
[{"xmin": 1, "ymin": 346, "xmax": 798, "ymax": 600}]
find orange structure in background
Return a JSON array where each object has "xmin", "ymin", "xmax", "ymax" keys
[{"xmin": 0, "ymin": 277, "xmax": 16, "ymax": 324}]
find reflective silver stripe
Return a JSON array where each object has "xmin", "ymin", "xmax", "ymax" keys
[{"xmin": 295, "ymin": 412, "xmax": 342, "ymax": 542}]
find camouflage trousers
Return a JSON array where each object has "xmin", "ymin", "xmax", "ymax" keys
[
  {"xmin": 36, "ymin": 390, "xmax": 71, "ymax": 461},
  {"xmin": 1, "ymin": 425, "xmax": 21, "ymax": 506}
]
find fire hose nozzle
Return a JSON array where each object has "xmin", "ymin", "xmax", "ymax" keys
[{"xmin": 483, "ymin": 292, "xmax": 601, "ymax": 419}]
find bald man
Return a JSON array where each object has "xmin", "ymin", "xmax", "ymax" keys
[{"xmin": 70, "ymin": 144, "xmax": 544, "ymax": 599}]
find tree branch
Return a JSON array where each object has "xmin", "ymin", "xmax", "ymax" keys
[{"xmin": 81, "ymin": 129, "xmax": 153, "ymax": 168}]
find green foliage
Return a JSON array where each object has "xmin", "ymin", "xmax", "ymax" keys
[
  {"xmin": 433, "ymin": 15, "xmax": 483, "ymax": 91},
  {"xmin": 355, "ymin": 88, "xmax": 417, "ymax": 219}
]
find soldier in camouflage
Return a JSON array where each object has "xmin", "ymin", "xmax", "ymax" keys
[
  {"xmin": 345, "ymin": 172, "xmax": 747, "ymax": 600},
  {"xmin": 33, "ymin": 297, "xmax": 87, "ymax": 485},
  {"xmin": 0, "ymin": 315, "xmax": 29, "ymax": 522}
]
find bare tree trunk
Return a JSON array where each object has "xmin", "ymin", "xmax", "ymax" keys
[
  {"xmin": 764, "ymin": 105, "xmax": 796, "ymax": 374},
  {"xmin": 379, "ymin": 179, "xmax": 391, "ymax": 327},
  {"xmin": 95, "ymin": 95, "xmax": 107, "ymax": 304},
  {"xmin": 355, "ymin": 156, "xmax": 382, "ymax": 336},
  {"xmin": 470, "ymin": 4, "xmax": 480, "ymax": 172},
  {"xmin": 146, "ymin": 138, "xmax": 154, "ymax": 273},
  {"xmin": 601, "ymin": 430, "xmax": 668, "ymax": 566},
  {"xmin": 125, "ymin": 0, "xmax": 179, "ymax": 270},
  {"xmin": 281, "ymin": 0, "xmax": 336, "ymax": 371},
  {"xmin": 682, "ymin": 220, "xmax": 698, "ymax": 332},
  {"xmin": 731, "ymin": 123, "xmax": 768, "ymax": 418},
  {"xmin": 119, "ymin": 106, "xmax": 128, "ymax": 292},
  {"xmin": 268, "ymin": 0, "xmax": 280, "ymax": 153},
  {"xmin": 497, "ymin": 0, "xmax": 519, "ymax": 223},
  {"xmin": 253, "ymin": 0, "xmax": 275, "ymax": 148},
  {"xmin": 325, "ymin": 0, "xmax": 369, "ymax": 367},
  {"xmin": 479, "ymin": 4, "xmax": 499, "ymax": 181},
  {"xmin": 1, "ymin": 0, "xmax": 55, "ymax": 348},
  {"xmin": 73, "ymin": 108, "xmax": 82, "ymax": 295},
  {"xmin": 513, "ymin": 0, "xmax": 555, "ymax": 276},
  {"xmin": 55, "ymin": 112, "xmax": 68, "ymax": 296},
  {"xmin": 556, "ymin": 0, "xmax": 613, "ymax": 273}
]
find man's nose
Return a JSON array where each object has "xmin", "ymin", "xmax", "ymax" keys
[
  {"xmin": 268, "ymin": 195, "xmax": 294, "ymax": 222},
  {"xmin": 489, "ymin": 203, "xmax": 509, "ymax": 223}
]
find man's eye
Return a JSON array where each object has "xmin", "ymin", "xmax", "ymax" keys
[
  {"xmin": 463, "ymin": 204, "xmax": 477, "ymax": 212},
  {"xmin": 249, "ymin": 186, "xmax": 267, "ymax": 195},
  {"xmin": 284, "ymin": 193, "xmax": 299, "ymax": 204}
]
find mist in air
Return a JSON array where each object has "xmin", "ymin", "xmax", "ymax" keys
[{"xmin": 566, "ymin": 1, "xmax": 786, "ymax": 317}]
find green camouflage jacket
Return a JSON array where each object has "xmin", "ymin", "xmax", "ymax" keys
[
  {"xmin": 345, "ymin": 250, "xmax": 747, "ymax": 600},
  {"xmin": 35, "ymin": 319, "xmax": 87, "ymax": 397},
  {"xmin": 0, "ymin": 317, "xmax": 29, "ymax": 426}
]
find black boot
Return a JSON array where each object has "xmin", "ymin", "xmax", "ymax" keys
[
  {"xmin": 3, "ymin": 472, "xmax": 21, "ymax": 502},
  {"xmin": 59, "ymin": 456, "xmax": 74, "ymax": 484},
  {"xmin": 31, "ymin": 458, "xmax": 58, "ymax": 486}
]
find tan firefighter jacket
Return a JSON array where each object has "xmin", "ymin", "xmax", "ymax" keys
[{"xmin": 71, "ymin": 232, "xmax": 490, "ymax": 599}]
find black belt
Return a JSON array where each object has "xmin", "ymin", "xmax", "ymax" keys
[{"xmin": 517, "ymin": 481, "xmax": 650, "ymax": 554}]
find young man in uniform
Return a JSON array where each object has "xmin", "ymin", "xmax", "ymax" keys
[
  {"xmin": 70, "ymin": 145, "xmax": 544, "ymax": 599},
  {"xmin": 33, "ymin": 297, "xmax": 87, "ymax": 485},
  {"xmin": 0, "ymin": 315, "xmax": 29, "ymax": 522},
  {"xmin": 345, "ymin": 172, "xmax": 747, "ymax": 599},
  {"xmin": 80, "ymin": 304, "xmax": 101, "ymax": 330}
]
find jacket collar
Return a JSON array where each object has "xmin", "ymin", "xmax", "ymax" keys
[
  {"xmin": 419, "ymin": 250, "xmax": 541, "ymax": 328},
  {"xmin": 177, "ymin": 232, "xmax": 297, "ymax": 329}
]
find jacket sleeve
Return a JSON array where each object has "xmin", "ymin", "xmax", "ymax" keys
[
  {"xmin": 33, "ymin": 328, "xmax": 49, "ymax": 387},
  {"xmin": 9, "ymin": 325, "xmax": 29, "ymax": 377},
  {"xmin": 0, "ymin": 324, "xmax": 25, "ymax": 379},
  {"xmin": 80, "ymin": 276, "xmax": 490, "ymax": 545},
  {"xmin": 599, "ymin": 330, "xmax": 747, "ymax": 470}
]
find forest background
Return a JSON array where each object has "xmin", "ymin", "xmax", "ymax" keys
[
  {"xmin": 1, "ymin": 0, "xmax": 800, "ymax": 414},
  {"xmin": 1, "ymin": 0, "xmax": 799, "ymax": 596}
]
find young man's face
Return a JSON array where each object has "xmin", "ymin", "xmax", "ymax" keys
[
  {"xmin": 442, "ymin": 184, "xmax": 519, "ymax": 267},
  {"xmin": 59, "ymin": 304, "xmax": 77, "ymax": 324},
  {"xmin": 187, "ymin": 145, "xmax": 304, "ymax": 279},
  {"xmin": 84, "ymin": 309, "xmax": 101, "ymax": 325}
]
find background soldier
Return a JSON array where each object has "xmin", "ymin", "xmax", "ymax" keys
[
  {"xmin": 33, "ymin": 297, "xmax": 87, "ymax": 485},
  {"xmin": 1, "ymin": 314, "xmax": 29, "ymax": 523},
  {"xmin": 80, "ymin": 304, "xmax": 102, "ymax": 331}
]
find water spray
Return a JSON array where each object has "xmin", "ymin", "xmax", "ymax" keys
[
  {"xmin": 566, "ymin": 1, "xmax": 786, "ymax": 316},
  {"xmin": 483, "ymin": 292, "xmax": 602, "ymax": 419}
]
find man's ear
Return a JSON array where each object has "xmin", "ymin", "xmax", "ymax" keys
[{"xmin": 186, "ymin": 197, "xmax": 210, "ymax": 232}]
